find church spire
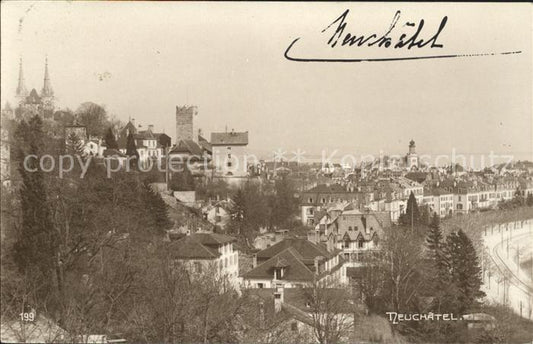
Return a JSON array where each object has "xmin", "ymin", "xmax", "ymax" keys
[
  {"xmin": 41, "ymin": 57, "xmax": 54, "ymax": 98},
  {"xmin": 16, "ymin": 57, "xmax": 28, "ymax": 99}
]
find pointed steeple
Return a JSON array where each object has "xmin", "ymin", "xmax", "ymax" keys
[
  {"xmin": 41, "ymin": 57, "xmax": 54, "ymax": 98},
  {"xmin": 16, "ymin": 58, "xmax": 28, "ymax": 99}
]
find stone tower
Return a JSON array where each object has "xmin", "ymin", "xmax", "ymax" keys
[{"xmin": 176, "ymin": 105, "xmax": 197, "ymax": 142}]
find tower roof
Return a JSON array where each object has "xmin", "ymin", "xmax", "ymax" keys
[
  {"xmin": 16, "ymin": 58, "xmax": 28, "ymax": 98},
  {"xmin": 41, "ymin": 57, "xmax": 54, "ymax": 98}
]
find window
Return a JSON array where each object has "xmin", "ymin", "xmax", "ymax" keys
[
  {"xmin": 309, "ymin": 198, "xmax": 313, "ymax": 203},
  {"xmin": 344, "ymin": 241, "xmax": 349, "ymax": 249},
  {"xmin": 348, "ymin": 226, "xmax": 352, "ymax": 231},
  {"xmin": 258, "ymin": 283, "xmax": 264, "ymax": 288},
  {"xmin": 358, "ymin": 240, "xmax": 364, "ymax": 249},
  {"xmin": 227, "ymin": 146, "xmax": 231, "ymax": 150},
  {"xmin": 227, "ymin": 161, "xmax": 232, "ymax": 167}
]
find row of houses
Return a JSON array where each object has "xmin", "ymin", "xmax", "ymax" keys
[{"xmin": 300, "ymin": 175, "xmax": 533, "ymax": 225}]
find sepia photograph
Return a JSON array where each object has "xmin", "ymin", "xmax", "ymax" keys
[{"xmin": 1, "ymin": 2, "xmax": 532, "ymax": 343}]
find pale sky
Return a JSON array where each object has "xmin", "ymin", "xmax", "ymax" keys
[{"xmin": 1, "ymin": 2, "xmax": 532, "ymax": 162}]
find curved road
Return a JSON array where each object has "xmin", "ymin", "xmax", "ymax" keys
[
  {"xmin": 483, "ymin": 221, "xmax": 533, "ymax": 320},
  {"xmin": 492, "ymin": 232, "xmax": 533, "ymax": 295}
]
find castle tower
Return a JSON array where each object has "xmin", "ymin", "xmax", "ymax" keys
[
  {"xmin": 176, "ymin": 105, "xmax": 197, "ymax": 142},
  {"xmin": 15, "ymin": 58, "xmax": 28, "ymax": 102}
]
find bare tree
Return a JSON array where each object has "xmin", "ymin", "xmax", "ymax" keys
[{"xmin": 301, "ymin": 279, "xmax": 358, "ymax": 344}]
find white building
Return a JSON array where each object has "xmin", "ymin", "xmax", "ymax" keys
[
  {"xmin": 210, "ymin": 130, "xmax": 249, "ymax": 178},
  {"xmin": 242, "ymin": 238, "xmax": 344, "ymax": 288},
  {"xmin": 169, "ymin": 232, "xmax": 240, "ymax": 289}
]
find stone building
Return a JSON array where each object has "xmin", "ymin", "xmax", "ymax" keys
[
  {"xmin": 211, "ymin": 129, "xmax": 249, "ymax": 178},
  {"xmin": 176, "ymin": 105, "xmax": 197, "ymax": 142}
]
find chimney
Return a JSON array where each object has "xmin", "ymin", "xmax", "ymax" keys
[
  {"xmin": 131, "ymin": 118, "xmax": 136, "ymax": 127},
  {"xmin": 274, "ymin": 284, "xmax": 284, "ymax": 313},
  {"xmin": 252, "ymin": 254, "xmax": 257, "ymax": 268},
  {"xmin": 148, "ymin": 124, "xmax": 154, "ymax": 132}
]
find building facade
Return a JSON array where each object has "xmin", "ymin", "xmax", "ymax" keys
[
  {"xmin": 169, "ymin": 232, "xmax": 240, "ymax": 289},
  {"xmin": 211, "ymin": 130, "xmax": 249, "ymax": 178}
]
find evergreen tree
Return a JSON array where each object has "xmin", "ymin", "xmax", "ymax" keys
[
  {"xmin": 419, "ymin": 204, "xmax": 431, "ymax": 227},
  {"xmin": 443, "ymin": 229, "xmax": 485, "ymax": 314},
  {"xmin": 104, "ymin": 127, "xmax": 118, "ymax": 149},
  {"xmin": 270, "ymin": 176, "xmax": 298, "ymax": 228},
  {"xmin": 400, "ymin": 192, "xmax": 420, "ymax": 228},
  {"xmin": 425, "ymin": 213, "xmax": 451, "ymax": 312},
  {"xmin": 126, "ymin": 132, "xmax": 139, "ymax": 169},
  {"xmin": 12, "ymin": 116, "xmax": 58, "ymax": 286},
  {"xmin": 227, "ymin": 182, "xmax": 270, "ymax": 249},
  {"xmin": 143, "ymin": 182, "xmax": 172, "ymax": 233},
  {"xmin": 426, "ymin": 213, "xmax": 442, "ymax": 253},
  {"xmin": 229, "ymin": 189, "xmax": 246, "ymax": 235}
]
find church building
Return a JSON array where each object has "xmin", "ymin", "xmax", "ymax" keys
[{"xmin": 15, "ymin": 58, "xmax": 55, "ymax": 118}]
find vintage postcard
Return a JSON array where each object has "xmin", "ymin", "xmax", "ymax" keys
[{"xmin": 1, "ymin": 2, "xmax": 532, "ymax": 343}]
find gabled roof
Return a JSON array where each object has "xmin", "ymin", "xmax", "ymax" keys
[
  {"xmin": 169, "ymin": 139, "xmax": 205, "ymax": 157},
  {"xmin": 120, "ymin": 121, "xmax": 137, "ymax": 136},
  {"xmin": 169, "ymin": 233, "xmax": 235, "ymax": 260},
  {"xmin": 210, "ymin": 131, "xmax": 248, "ymax": 146},
  {"xmin": 242, "ymin": 247, "xmax": 316, "ymax": 281},
  {"xmin": 198, "ymin": 135, "xmax": 212, "ymax": 153},
  {"xmin": 192, "ymin": 232, "xmax": 236, "ymax": 245},
  {"xmin": 136, "ymin": 130, "xmax": 156, "ymax": 140},
  {"xmin": 256, "ymin": 238, "xmax": 333, "ymax": 261}
]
